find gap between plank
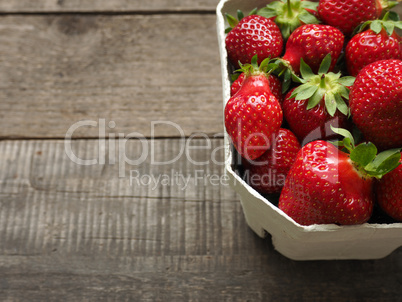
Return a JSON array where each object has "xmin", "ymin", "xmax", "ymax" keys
[
  {"xmin": 0, "ymin": 10, "xmax": 216, "ymax": 16},
  {"xmin": 0, "ymin": 135, "xmax": 225, "ymax": 141}
]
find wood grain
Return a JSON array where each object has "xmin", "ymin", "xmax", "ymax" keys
[
  {"xmin": 0, "ymin": 0, "xmax": 219, "ymax": 13},
  {"xmin": 0, "ymin": 139, "xmax": 401, "ymax": 301},
  {"xmin": 0, "ymin": 0, "xmax": 401, "ymax": 15},
  {"xmin": 0, "ymin": 14, "xmax": 223, "ymax": 139}
]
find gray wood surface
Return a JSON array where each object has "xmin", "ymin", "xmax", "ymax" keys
[
  {"xmin": 1, "ymin": 0, "xmax": 402, "ymax": 300},
  {"xmin": 0, "ymin": 14, "xmax": 223, "ymax": 139},
  {"xmin": 0, "ymin": 0, "xmax": 218, "ymax": 12},
  {"xmin": 0, "ymin": 139, "xmax": 401, "ymax": 301},
  {"xmin": 0, "ymin": 0, "xmax": 400, "ymax": 14}
]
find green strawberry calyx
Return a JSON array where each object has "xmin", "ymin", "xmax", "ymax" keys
[
  {"xmin": 225, "ymin": 8, "xmax": 258, "ymax": 34},
  {"xmin": 269, "ymin": 58, "xmax": 299, "ymax": 93},
  {"xmin": 258, "ymin": 0, "xmax": 320, "ymax": 40},
  {"xmin": 353, "ymin": 11, "xmax": 402, "ymax": 36},
  {"xmin": 235, "ymin": 54, "xmax": 276, "ymax": 79},
  {"xmin": 288, "ymin": 54, "xmax": 355, "ymax": 117},
  {"xmin": 331, "ymin": 126, "xmax": 402, "ymax": 179}
]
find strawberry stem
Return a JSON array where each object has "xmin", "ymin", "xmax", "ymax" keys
[
  {"xmin": 319, "ymin": 75, "xmax": 326, "ymax": 89},
  {"xmin": 286, "ymin": 0, "xmax": 294, "ymax": 18}
]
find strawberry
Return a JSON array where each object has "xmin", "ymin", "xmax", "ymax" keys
[
  {"xmin": 278, "ymin": 127, "xmax": 401, "ymax": 226},
  {"xmin": 375, "ymin": 151, "xmax": 402, "ymax": 221},
  {"xmin": 243, "ymin": 128, "xmax": 301, "ymax": 194},
  {"xmin": 349, "ymin": 59, "xmax": 402, "ymax": 150},
  {"xmin": 224, "ymin": 56, "xmax": 283, "ymax": 160},
  {"xmin": 272, "ymin": 23, "xmax": 344, "ymax": 91},
  {"xmin": 258, "ymin": 0, "xmax": 320, "ymax": 40},
  {"xmin": 282, "ymin": 55, "xmax": 354, "ymax": 144},
  {"xmin": 282, "ymin": 24, "xmax": 344, "ymax": 75},
  {"xmin": 231, "ymin": 72, "xmax": 284, "ymax": 104},
  {"xmin": 225, "ymin": 11, "xmax": 284, "ymax": 68},
  {"xmin": 345, "ymin": 14, "xmax": 402, "ymax": 77},
  {"xmin": 317, "ymin": 0, "xmax": 398, "ymax": 37}
]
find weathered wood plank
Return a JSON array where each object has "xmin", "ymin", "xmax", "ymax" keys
[
  {"xmin": 0, "ymin": 0, "xmax": 400, "ymax": 15},
  {"xmin": 0, "ymin": 14, "xmax": 223, "ymax": 139},
  {"xmin": 0, "ymin": 0, "xmax": 219, "ymax": 13},
  {"xmin": 0, "ymin": 139, "xmax": 401, "ymax": 301},
  {"xmin": 1, "ymin": 268, "xmax": 401, "ymax": 301},
  {"xmin": 0, "ymin": 138, "xmax": 256, "ymax": 258}
]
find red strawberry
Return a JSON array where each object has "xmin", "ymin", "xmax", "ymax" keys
[
  {"xmin": 349, "ymin": 59, "xmax": 402, "ymax": 150},
  {"xmin": 225, "ymin": 56, "xmax": 283, "ymax": 160},
  {"xmin": 280, "ymin": 24, "xmax": 344, "ymax": 75},
  {"xmin": 278, "ymin": 128, "xmax": 401, "ymax": 226},
  {"xmin": 345, "ymin": 15, "xmax": 402, "ymax": 76},
  {"xmin": 317, "ymin": 0, "xmax": 397, "ymax": 37},
  {"xmin": 243, "ymin": 128, "xmax": 301, "ymax": 194},
  {"xmin": 258, "ymin": 0, "xmax": 320, "ymax": 40},
  {"xmin": 225, "ymin": 12, "xmax": 284, "ymax": 68},
  {"xmin": 375, "ymin": 151, "xmax": 402, "ymax": 221},
  {"xmin": 231, "ymin": 72, "xmax": 284, "ymax": 104},
  {"xmin": 282, "ymin": 55, "xmax": 354, "ymax": 144}
]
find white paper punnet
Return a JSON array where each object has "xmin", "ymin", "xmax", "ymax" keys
[{"xmin": 216, "ymin": 0, "xmax": 402, "ymax": 260}]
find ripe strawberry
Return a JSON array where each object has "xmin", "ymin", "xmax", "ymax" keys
[
  {"xmin": 272, "ymin": 23, "xmax": 344, "ymax": 91},
  {"xmin": 225, "ymin": 12, "xmax": 284, "ymax": 68},
  {"xmin": 278, "ymin": 128, "xmax": 401, "ymax": 226},
  {"xmin": 243, "ymin": 128, "xmax": 301, "ymax": 194},
  {"xmin": 258, "ymin": 0, "xmax": 320, "ymax": 39},
  {"xmin": 224, "ymin": 56, "xmax": 283, "ymax": 160},
  {"xmin": 349, "ymin": 59, "xmax": 402, "ymax": 150},
  {"xmin": 375, "ymin": 151, "xmax": 402, "ymax": 221},
  {"xmin": 317, "ymin": 0, "xmax": 398, "ymax": 37},
  {"xmin": 282, "ymin": 24, "xmax": 344, "ymax": 75},
  {"xmin": 282, "ymin": 55, "xmax": 354, "ymax": 143},
  {"xmin": 231, "ymin": 72, "xmax": 284, "ymax": 104},
  {"xmin": 345, "ymin": 15, "xmax": 402, "ymax": 77}
]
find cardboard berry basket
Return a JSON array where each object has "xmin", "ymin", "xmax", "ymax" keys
[{"xmin": 216, "ymin": 0, "xmax": 402, "ymax": 260}]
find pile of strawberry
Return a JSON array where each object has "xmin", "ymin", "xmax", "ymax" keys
[{"xmin": 224, "ymin": 0, "xmax": 402, "ymax": 226}]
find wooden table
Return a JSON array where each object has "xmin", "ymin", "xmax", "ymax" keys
[{"xmin": 0, "ymin": 1, "xmax": 401, "ymax": 301}]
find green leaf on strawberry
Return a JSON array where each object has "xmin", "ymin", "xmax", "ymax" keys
[
  {"xmin": 370, "ymin": 20, "xmax": 383, "ymax": 33},
  {"xmin": 318, "ymin": 53, "xmax": 332, "ymax": 74},
  {"xmin": 365, "ymin": 148, "xmax": 402, "ymax": 176},
  {"xmin": 331, "ymin": 126, "xmax": 401, "ymax": 179},
  {"xmin": 236, "ymin": 55, "xmax": 275, "ymax": 77},
  {"xmin": 353, "ymin": 12, "xmax": 402, "ymax": 36},
  {"xmin": 330, "ymin": 126, "xmax": 355, "ymax": 150},
  {"xmin": 289, "ymin": 54, "xmax": 354, "ymax": 117},
  {"xmin": 298, "ymin": 58, "xmax": 315, "ymax": 80},
  {"xmin": 225, "ymin": 13, "xmax": 238, "ymax": 30},
  {"xmin": 386, "ymin": 10, "xmax": 401, "ymax": 22},
  {"xmin": 337, "ymin": 76, "xmax": 356, "ymax": 87},
  {"xmin": 292, "ymin": 85, "xmax": 317, "ymax": 100},
  {"xmin": 350, "ymin": 142, "xmax": 377, "ymax": 167}
]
